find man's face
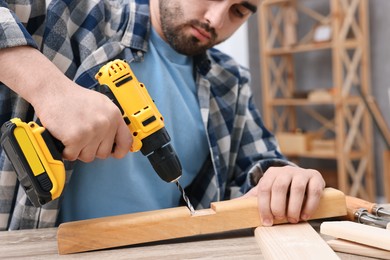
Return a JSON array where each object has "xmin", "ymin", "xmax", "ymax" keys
[{"xmin": 156, "ymin": 0, "xmax": 259, "ymax": 56}]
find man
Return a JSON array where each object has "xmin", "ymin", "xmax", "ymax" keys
[{"xmin": 0, "ymin": 0, "xmax": 325, "ymax": 230}]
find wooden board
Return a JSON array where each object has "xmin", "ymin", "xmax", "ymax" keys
[
  {"xmin": 327, "ymin": 239, "xmax": 390, "ymax": 260},
  {"xmin": 255, "ymin": 222, "xmax": 339, "ymax": 260},
  {"xmin": 320, "ymin": 221, "xmax": 390, "ymax": 251},
  {"xmin": 57, "ymin": 187, "xmax": 346, "ymax": 254}
]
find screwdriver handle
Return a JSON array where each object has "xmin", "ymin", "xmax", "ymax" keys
[
  {"xmin": 345, "ymin": 195, "xmax": 390, "ymax": 220},
  {"xmin": 345, "ymin": 196, "xmax": 375, "ymax": 221},
  {"xmin": 345, "ymin": 196, "xmax": 375, "ymax": 212}
]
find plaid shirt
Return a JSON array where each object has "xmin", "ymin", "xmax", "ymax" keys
[{"xmin": 0, "ymin": 0, "xmax": 289, "ymax": 230}]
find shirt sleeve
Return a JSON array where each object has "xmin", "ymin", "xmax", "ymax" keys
[
  {"xmin": 227, "ymin": 72, "xmax": 295, "ymax": 199},
  {"xmin": 0, "ymin": 1, "xmax": 39, "ymax": 49}
]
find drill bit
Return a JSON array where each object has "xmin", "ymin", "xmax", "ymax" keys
[{"xmin": 175, "ymin": 181, "xmax": 195, "ymax": 215}]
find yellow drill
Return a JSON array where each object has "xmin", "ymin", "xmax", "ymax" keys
[
  {"xmin": 95, "ymin": 59, "xmax": 182, "ymax": 183},
  {"xmin": 1, "ymin": 60, "xmax": 194, "ymax": 212}
]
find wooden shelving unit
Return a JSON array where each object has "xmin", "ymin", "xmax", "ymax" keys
[{"xmin": 258, "ymin": 0, "xmax": 375, "ymax": 200}]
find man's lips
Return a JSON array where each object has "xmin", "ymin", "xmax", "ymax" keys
[{"xmin": 190, "ymin": 26, "xmax": 211, "ymax": 42}]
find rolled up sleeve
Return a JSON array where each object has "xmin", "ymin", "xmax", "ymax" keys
[{"xmin": 0, "ymin": 2, "xmax": 38, "ymax": 49}]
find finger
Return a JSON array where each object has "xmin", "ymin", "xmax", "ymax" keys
[
  {"xmin": 77, "ymin": 142, "xmax": 100, "ymax": 162},
  {"xmin": 62, "ymin": 145, "xmax": 81, "ymax": 161},
  {"xmin": 300, "ymin": 180, "xmax": 325, "ymax": 220},
  {"xmin": 95, "ymin": 123, "xmax": 118, "ymax": 159},
  {"xmin": 286, "ymin": 179, "xmax": 307, "ymax": 223},
  {"xmin": 240, "ymin": 186, "xmax": 258, "ymax": 198},
  {"xmin": 258, "ymin": 191, "xmax": 273, "ymax": 226},
  {"xmin": 257, "ymin": 178, "xmax": 275, "ymax": 227},
  {"xmin": 270, "ymin": 174, "xmax": 292, "ymax": 221},
  {"xmin": 96, "ymin": 138, "xmax": 115, "ymax": 159},
  {"xmin": 233, "ymin": 187, "xmax": 256, "ymax": 201},
  {"xmin": 112, "ymin": 122, "xmax": 132, "ymax": 159}
]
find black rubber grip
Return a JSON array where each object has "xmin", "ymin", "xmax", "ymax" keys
[{"xmin": 40, "ymin": 129, "xmax": 64, "ymax": 161}]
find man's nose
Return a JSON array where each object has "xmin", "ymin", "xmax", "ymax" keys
[{"xmin": 204, "ymin": 3, "xmax": 229, "ymax": 29}]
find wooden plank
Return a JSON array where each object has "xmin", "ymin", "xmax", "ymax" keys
[
  {"xmin": 320, "ymin": 221, "xmax": 390, "ymax": 251},
  {"xmin": 255, "ymin": 222, "xmax": 339, "ymax": 260},
  {"xmin": 57, "ymin": 188, "xmax": 346, "ymax": 255},
  {"xmin": 327, "ymin": 239, "xmax": 390, "ymax": 259},
  {"xmin": 1, "ymin": 228, "xmax": 262, "ymax": 259},
  {"xmin": 0, "ymin": 228, "xmax": 58, "ymax": 258}
]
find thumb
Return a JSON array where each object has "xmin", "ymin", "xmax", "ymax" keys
[{"xmin": 239, "ymin": 186, "xmax": 258, "ymax": 199}]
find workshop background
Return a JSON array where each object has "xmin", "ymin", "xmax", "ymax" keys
[{"xmin": 218, "ymin": 0, "xmax": 390, "ymax": 202}]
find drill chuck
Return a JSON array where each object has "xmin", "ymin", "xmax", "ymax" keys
[{"xmin": 140, "ymin": 127, "xmax": 182, "ymax": 183}]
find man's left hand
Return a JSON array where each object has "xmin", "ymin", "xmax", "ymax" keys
[{"xmin": 242, "ymin": 165, "xmax": 325, "ymax": 226}]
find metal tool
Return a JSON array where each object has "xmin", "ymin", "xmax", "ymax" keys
[
  {"xmin": 354, "ymin": 208, "xmax": 390, "ymax": 229},
  {"xmin": 346, "ymin": 195, "xmax": 390, "ymax": 219},
  {"xmin": 96, "ymin": 59, "xmax": 182, "ymax": 183},
  {"xmin": 175, "ymin": 181, "xmax": 195, "ymax": 214},
  {"xmin": 96, "ymin": 60, "xmax": 194, "ymax": 213},
  {"xmin": 370, "ymin": 205, "xmax": 390, "ymax": 219}
]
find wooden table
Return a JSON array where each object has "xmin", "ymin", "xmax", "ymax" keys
[{"xmin": 0, "ymin": 224, "xmax": 376, "ymax": 259}]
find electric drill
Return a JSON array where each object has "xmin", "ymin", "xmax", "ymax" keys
[
  {"xmin": 0, "ymin": 59, "xmax": 185, "ymax": 207},
  {"xmin": 95, "ymin": 59, "xmax": 182, "ymax": 183}
]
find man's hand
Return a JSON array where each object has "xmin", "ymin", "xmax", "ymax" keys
[
  {"xmin": 35, "ymin": 85, "xmax": 132, "ymax": 162},
  {"xmin": 0, "ymin": 46, "xmax": 132, "ymax": 162},
  {"xmin": 242, "ymin": 165, "xmax": 325, "ymax": 226}
]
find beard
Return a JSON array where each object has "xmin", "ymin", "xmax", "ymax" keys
[{"xmin": 159, "ymin": 1, "xmax": 218, "ymax": 56}]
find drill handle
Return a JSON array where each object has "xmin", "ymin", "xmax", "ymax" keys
[
  {"xmin": 97, "ymin": 83, "xmax": 143, "ymax": 152},
  {"xmin": 34, "ymin": 119, "xmax": 65, "ymax": 160}
]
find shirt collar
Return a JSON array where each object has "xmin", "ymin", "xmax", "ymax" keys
[{"xmin": 121, "ymin": 0, "xmax": 151, "ymax": 52}]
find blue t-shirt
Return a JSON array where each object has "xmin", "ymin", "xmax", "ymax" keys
[{"xmin": 58, "ymin": 29, "xmax": 209, "ymax": 222}]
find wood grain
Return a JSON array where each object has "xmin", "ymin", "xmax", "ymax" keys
[
  {"xmin": 0, "ymin": 228, "xmax": 262, "ymax": 259},
  {"xmin": 255, "ymin": 222, "xmax": 339, "ymax": 260},
  {"xmin": 345, "ymin": 195, "xmax": 377, "ymax": 221},
  {"xmin": 57, "ymin": 187, "xmax": 346, "ymax": 254},
  {"xmin": 327, "ymin": 239, "xmax": 390, "ymax": 260},
  {"xmin": 0, "ymin": 226, "xmax": 376, "ymax": 259},
  {"xmin": 345, "ymin": 195, "xmax": 377, "ymax": 213},
  {"xmin": 320, "ymin": 221, "xmax": 390, "ymax": 251}
]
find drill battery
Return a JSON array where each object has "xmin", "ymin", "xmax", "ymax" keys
[{"xmin": 0, "ymin": 118, "xmax": 65, "ymax": 207}]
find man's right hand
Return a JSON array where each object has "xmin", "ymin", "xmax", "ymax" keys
[
  {"xmin": 0, "ymin": 46, "xmax": 132, "ymax": 162},
  {"xmin": 36, "ymin": 86, "xmax": 132, "ymax": 162}
]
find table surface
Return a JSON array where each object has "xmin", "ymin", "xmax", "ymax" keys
[{"xmin": 0, "ymin": 223, "xmax": 378, "ymax": 259}]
